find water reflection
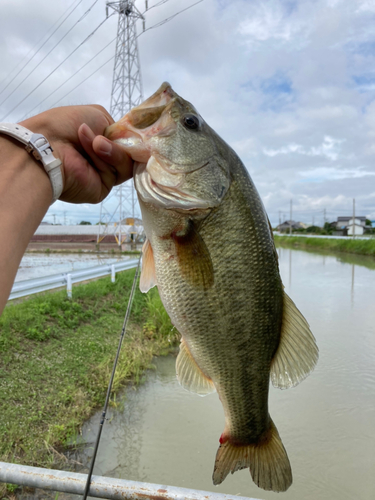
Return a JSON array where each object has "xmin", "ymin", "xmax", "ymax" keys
[
  {"xmin": 351, "ymin": 263, "xmax": 355, "ymax": 307},
  {"xmin": 65, "ymin": 248, "xmax": 375, "ymax": 500},
  {"xmin": 278, "ymin": 245, "xmax": 374, "ymax": 307}
]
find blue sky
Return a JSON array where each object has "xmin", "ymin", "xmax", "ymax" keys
[{"xmin": 1, "ymin": 0, "xmax": 375, "ymax": 226}]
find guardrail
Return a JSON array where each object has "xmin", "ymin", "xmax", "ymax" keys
[
  {"xmin": 0, "ymin": 462, "xmax": 258, "ymax": 500},
  {"xmin": 274, "ymin": 232, "xmax": 374, "ymax": 240},
  {"xmin": 9, "ymin": 259, "xmax": 139, "ymax": 301}
]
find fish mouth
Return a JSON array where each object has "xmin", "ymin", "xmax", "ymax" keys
[
  {"xmin": 105, "ymin": 82, "xmax": 176, "ymax": 140},
  {"xmin": 104, "ymin": 83, "xmax": 179, "ymax": 163},
  {"xmin": 134, "ymin": 163, "xmax": 213, "ymax": 210}
]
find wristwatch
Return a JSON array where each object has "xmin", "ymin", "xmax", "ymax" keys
[{"xmin": 0, "ymin": 122, "xmax": 63, "ymax": 203}]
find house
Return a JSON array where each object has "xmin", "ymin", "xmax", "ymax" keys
[
  {"xmin": 276, "ymin": 220, "xmax": 306, "ymax": 233},
  {"xmin": 335, "ymin": 216, "xmax": 367, "ymax": 236}
]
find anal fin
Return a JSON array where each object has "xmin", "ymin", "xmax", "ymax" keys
[
  {"xmin": 271, "ymin": 291, "xmax": 319, "ymax": 389},
  {"xmin": 176, "ymin": 338, "xmax": 216, "ymax": 396},
  {"xmin": 140, "ymin": 239, "xmax": 157, "ymax": 293}
]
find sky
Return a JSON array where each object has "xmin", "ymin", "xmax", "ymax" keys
[{"xmin": 1, "ymin": 0, "xmax": 375, "ymax": 227}]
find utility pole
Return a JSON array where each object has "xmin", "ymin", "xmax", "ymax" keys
[
  {"xmin": 53, "ymin": 214, "xmax": 56, "ymax": 225},
  {"xmin": 289, "ymin": 199, "xmax": 293, "ymax": 236},
  {"xmin": 98, "ymin": 1, "xmax": 145, "ymax": 250},
  {"xmin": 323, "ymin": 208, "xmax": 326, "ymax": 227},
  {"xmin": 63, "ymin": 211, "xmax": 67, "ymax": 226},
  {"xmin": 352, "ymin": 198, "xmax": 355, "ymax": 240},
  {"xmin": 278, "ymin": 210, "xmax": 281, "ymax": 226}
]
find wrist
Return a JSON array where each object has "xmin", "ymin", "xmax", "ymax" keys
[
  {"xmin": 0, "ymin": 120, "xmax": 64, "ymax": 202},
  {"xmin": 0, "ymin": 133, "xmax": 53, "ymax": 205}
]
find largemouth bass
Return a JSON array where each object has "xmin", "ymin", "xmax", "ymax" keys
[{"xmin": 105, "ymin": 83, "xmax": 318, "ymax": 493}]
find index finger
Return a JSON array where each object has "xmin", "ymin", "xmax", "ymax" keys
[{"xmin": 92, "ymin": 135, "xmax": 133, "ymax": 185}]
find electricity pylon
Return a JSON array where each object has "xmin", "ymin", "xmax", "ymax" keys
[
  {"xmin": 108, "ymin": 1, "xmax": 145, "ymax": 120},
  {"xmin": 97, "ymin": 1, "xmax": 145, "ymax": 247}
]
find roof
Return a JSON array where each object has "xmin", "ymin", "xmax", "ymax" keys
[
  {"xmin": 276, "ymin": 221, "xmax": 305, "ymax": 230},
  {"xmin": 337, "ymin": 216, "xmax": 366, "ymax": 221}
]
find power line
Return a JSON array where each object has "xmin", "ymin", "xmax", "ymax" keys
[
  {"xmin": 141, "ymin": 0, "xmax": 204, "ymax": 34},
  {"xmin": 49, "ymin": 55, "xmax": 115, "ymax": 108},
  {"xmin": 143, "ymin": 0, "xmax": 174, "ymax": 13},
  {"xmin": 0, "ymin": 0, "xmax": 100, "ymax": 116},
  {"xmin": 46, "ymin": 2, "xmax": 204, "ymax": 109},
  {"xmin": 1, "ymin": 8, "xmax": 114, "ymax": 121},
  {"xmin": 0, "ymin": 0, "xmax": 84, "ymax": 97},
  {"xmin": 19, "ymin": 36, "xmax": 117, "ymax": 120},
  {"xmin": 13, "ymin": 0, "xmax": 205, "ymax": 120}
]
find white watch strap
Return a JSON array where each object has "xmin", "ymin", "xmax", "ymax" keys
[{"xmin": 0, "ymin": 122, "xmax": 63, "ymax": 203}]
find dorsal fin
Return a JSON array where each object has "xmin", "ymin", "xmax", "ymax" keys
[
  {"xmin": 176, "ymin": 338, "xmax": 216, "ymax": 396},
  {"xmin": 270, "ymin": 291, "xmax": 319, "ymax": 389},
  {"xmin": 140, "ymin": 239, "xmax": 157, "ymax": 293}
]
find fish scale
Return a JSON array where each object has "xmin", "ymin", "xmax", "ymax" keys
[
  {"xmin": 144, "ymin": 163, "xmax": 282, "ymax": 443},
  {"xmin": 105, "ymin": 82, "xmax": 318, "ymax": 493}
]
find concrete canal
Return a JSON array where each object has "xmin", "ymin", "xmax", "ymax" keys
[{"xmin": 28, "ymin": 248, "xmax": 375, "ymax": 499}]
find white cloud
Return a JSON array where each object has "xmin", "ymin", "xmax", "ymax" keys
[
  {"xmin": 0, "ymin": 0, "xmax": 374, "ymax": 225},
  {"xmin": 238, "ymin": 0, "xmax": 310, "ymax": 47},
  {"xmin": 298, "ymin": 167, "xmax": 375, "ymax": 181},
  {"xmin": 263, "ymin": 136, "xmax": 344, "ymax": 161}
]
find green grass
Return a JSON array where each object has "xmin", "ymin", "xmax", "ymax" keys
[
  {"xmin": 0, "ymin": 270, "xmax": 178, "ymax": 485},
  {"xmin": 274, "ymin": 234, "xmax": 375, "ymax": 257}
]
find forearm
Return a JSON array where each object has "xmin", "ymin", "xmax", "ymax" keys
[
  {"xmin": 0, "ymin": 104, "xmax": 132, "ymax": 316},
  {"xmin": 0, "ymin": 136, "xmax": 51, "ymax": 313}
]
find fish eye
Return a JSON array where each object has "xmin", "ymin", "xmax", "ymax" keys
[{"xmin": 182, "ymin": 114, "xmax": 200, "ymax": 130}]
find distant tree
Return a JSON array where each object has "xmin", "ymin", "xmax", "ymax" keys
[
  {"xmin": 323, "ymin": 222, "xmax": 333, "ymax": 235},
  {"xmin": 366, "ymin": 218, "xmax": 372, "ymax": 226},
  {"xmin": 79, "ymin": 221, "xmax": 92, "ymax": 225},
  {"xmin": 306, "ymin": 225, "xmax": 321, "ymax": 233}
]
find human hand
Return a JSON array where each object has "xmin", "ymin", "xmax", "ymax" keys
[{"xmin": 20, "ymin": 105, "xmax": 133, "ymax": 204}]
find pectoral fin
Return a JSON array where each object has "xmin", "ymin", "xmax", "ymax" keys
[
  {"xmin": 140, "ymin": 239, "xmax": 157, "ymax": 293},
  {"xmin": 176, "ymin": 338, "xmax": 216, "ymax": 396},
  {"xmin": 173, "ymin": 220, "xmax": 214, "ymax": 290},
  {"xmin": 270, "ymin": 291, "xmax": 319, "ymax": 389}
]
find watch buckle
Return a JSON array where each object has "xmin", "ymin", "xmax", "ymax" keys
[{"xmin": 27, "ymin": 133, "xmax": 53, "ymax": 161}]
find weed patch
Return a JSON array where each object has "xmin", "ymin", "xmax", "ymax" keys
[
  {"xmin": 0, "ymin": 270, "xmax": 177, "ymax": 487},
  {"xmin": 274, "ymin": 235, "xmax": 375, "ymax": 258}
]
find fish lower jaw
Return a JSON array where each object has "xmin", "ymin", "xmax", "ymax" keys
[{"xmin": 135, "ymin": 167, "xmax": 213, "ymax": 210}]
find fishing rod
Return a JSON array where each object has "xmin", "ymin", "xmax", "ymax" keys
[{"xmin": 82, "ymin": 252, "xmax": 142, "ymax": 500}]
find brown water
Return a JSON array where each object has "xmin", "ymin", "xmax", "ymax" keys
[{"xmin": 68, "ymin": 247, "xmax": 375, "ymax": 500}]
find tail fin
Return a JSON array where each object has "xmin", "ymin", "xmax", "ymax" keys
[{"xmin": 212, "ymin": 418, "xmax": 292, "ymax": 492}]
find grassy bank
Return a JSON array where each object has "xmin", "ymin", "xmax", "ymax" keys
[
  {"xmin": 274, "ymin": 234, "xmax": 375, "ymax": 257},
  {"xmin": 0, "ymin": 270, "xmax": 178, "ymax": 490}
]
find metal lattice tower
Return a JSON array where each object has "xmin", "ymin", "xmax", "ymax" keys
[
  {"xmin": 109, "ymin": 1, "xmax": 144, "ymax": 120},
  {"xmin": 98, "ymin": 1, "xmax": 145, "ymax": 248}
]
